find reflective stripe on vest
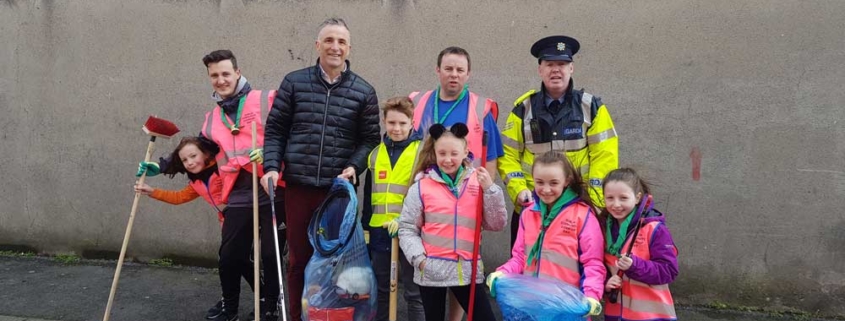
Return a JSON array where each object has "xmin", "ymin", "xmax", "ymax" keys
[
  {"xmin": 410, "ymin": 90, "xmax": 491, "ymax": 168},
  {"xmin": 604, "ymin": 221, "xmax": 677, "ymax": 320},
  {"xmin": 419, "ymin": 170, "xmax": 481, "ymax": 261},
  {"xmin": 522, "ymin": 93, "xmax": 593, "ymax": 153},
  {"xmin": 202, "ymin": 90, "xmax": 281, "ymax": 203},
  {"xmin": 366, "ymin": 140, "xmax": 421, "ymax": 227},
  {"xmin": 521, "ymin": 202, "xmax": 591, "ymax": 287},
  {"xmin": 518, "ymin": 93, "xmax": 594, "ymax": 178}
]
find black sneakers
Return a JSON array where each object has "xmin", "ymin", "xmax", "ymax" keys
[
  {"xmin": 209, "ymin": 309, "xmax": 239, "ymax": 321},
  {"xmin": 259, "ymin": 299, "xmax": 279, "ymax": 321},
  {"xmin": 206, "ymin": 299, "xmax": 224, "ymax": 320},
  {"xmin": 260, "ymin": 311, "xmax": 278, "ymax": 321}
]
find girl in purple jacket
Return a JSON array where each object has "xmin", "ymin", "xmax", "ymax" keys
[{"xmin": 601, "ymin": 168, "xmax": 678, "ymax": 321}]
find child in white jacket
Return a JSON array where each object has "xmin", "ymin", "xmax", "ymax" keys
[{"xmin": 398, "ymin": 123, "xmax": 507, "ymax": 321}]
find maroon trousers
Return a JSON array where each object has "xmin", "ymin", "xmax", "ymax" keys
[{"xmin": 284, "ymin": 183, "xmax": 330, "ymax": 321}]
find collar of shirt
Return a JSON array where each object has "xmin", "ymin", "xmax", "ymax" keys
[
  {"xmin": 543, "ymin": 93, "xmax": 565, "ymax": 108},
  {"xmin": 319, "ymin": 63, "xmax": 348, "ymax": 84}
]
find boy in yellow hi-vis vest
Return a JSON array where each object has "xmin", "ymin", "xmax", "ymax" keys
[{"xmin": 361, "ymin": 97, "xmax": 425, "ymax": 321}]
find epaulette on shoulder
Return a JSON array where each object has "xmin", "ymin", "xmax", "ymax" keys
[{"xmin": 513, "ymin": 90, "xmax": 536, "ymax": 107}]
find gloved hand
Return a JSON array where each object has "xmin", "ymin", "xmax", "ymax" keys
[
  {"xmin": 249, "ymin": 148, "xmax": 263, "ymax": 164},
  {"xmin": 585, "ymin": 297, "xmax": 602, "ymax": 316},
  {"xmin": 382, "ymin": 219, "xmax": 399, "ymax": 238},
  {"xmin": 486, "ymin": 271, "xmax": 504, "ymax": 297},
  {"xmin": 136, "ymin": 162, "xmax": 160, "ymax": 177}
]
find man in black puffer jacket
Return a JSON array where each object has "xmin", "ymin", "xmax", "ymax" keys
[{"xmin": 261, "ymin": 17, "xmax": 380, "ymax": 321}]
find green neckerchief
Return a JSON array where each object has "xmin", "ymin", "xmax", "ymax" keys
[
  {"xmin": 438, "ymin": 166, "xmax": 465, "ymax": 197},
  {"xmin": 526, "ymin": 187, "xmax": 578, "ymax": 267},
  {"xmin": 220, "ymin": 95, "xmax": 247, "ymax": 134},
  {"xmin": 605, "ymin": 208, "xmax": 636, "ymax": 256},
  {"xmin": 433, "ymin": 84, "xmax": 468, "ymax": 124}
]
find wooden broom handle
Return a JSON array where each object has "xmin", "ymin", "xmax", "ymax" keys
[{"xmin": 103, "ymin": 137, "xmax": 155, "ymax": 321}]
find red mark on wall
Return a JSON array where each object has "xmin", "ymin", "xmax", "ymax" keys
[{"xmin": 690, "ymin": 147, "xmax": 701, "ymax": 181}]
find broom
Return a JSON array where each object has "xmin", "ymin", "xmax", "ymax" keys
[
  {"xmin": 389, "ymin": 237, "xmax": 399, "ymax": 321},
  {"xmin": 252, "ymin": 122, "xmax": 262, "ymax": 321},
  {"xmin": 103, "ymin": 116, "xmax": 179, "ymax": 321},
  {"xmin": 608, "ymin": 194, "xmax": 652, "ymax": 304}
]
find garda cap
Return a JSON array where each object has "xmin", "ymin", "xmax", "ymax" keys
[{"xmin": 530, "ymin": 35, "xmax": 580, "ymax": 64}]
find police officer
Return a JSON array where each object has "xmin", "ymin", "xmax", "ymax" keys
[{"xmin": 498, "ymin": 35, "xmax": 619, "ymax": 247}]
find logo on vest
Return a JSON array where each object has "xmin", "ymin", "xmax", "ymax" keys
[
  {"xmin": 240, "ymin": 112, "xmax": 259, "ymax": 125},
  {"xmin": 379, "ymin": 170, "xmax": 387, "ymax": 180},
  {"xmin": 561, "ymin": 218, "xmax": 578, "ymax": 234},
  {"xmin": 563, "ymin": 127, "xmax": 582, "ymax": 135},
  {"xmin": 467, "ymin": 183, "xmax": 480, "ymax": 197},
  {"xmin": 635, "ymin": 234, "xmax": 646, "ymax": 246}
]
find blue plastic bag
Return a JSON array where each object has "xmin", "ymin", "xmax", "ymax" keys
[
  {"xmin": 494, "ymin": 274, "xmax": 590, "ymax": 321},
  {"xmin": 303, "ymin": 179, "xmax": 377, "ymax": 321}
]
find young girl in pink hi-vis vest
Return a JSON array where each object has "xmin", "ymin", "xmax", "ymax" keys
[
  {"xmin": 488, "ymin": 151, "xmax": 605, "ymax": 317},
  {"xmin": 601, "ymin": 168, "xmax": 678, "ymax": 321},
  {"xmin": 135, "ymin": 137, "xmax": 226, "ymax": 220},
  {"xmin": 397, "ymin": 122, "xmax": 507, "ymax": 321},
  {"xmin": 134, "ymin": 137, "xmax": 257, "ymax": 320}
]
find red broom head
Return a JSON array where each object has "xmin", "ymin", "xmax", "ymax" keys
[{"xmin": 142, "ymin": 116, "xmax": 180, "ymax": 138}]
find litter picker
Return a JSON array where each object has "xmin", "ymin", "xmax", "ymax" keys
[
  {"xmin": 467, "ymin": 131, "xmax": 489, "ymax": 321},
  {"xmin": 608, "ymin": 194, "xmax": 652, "ymax": 304},
  {"xmin": 268, "ymin": 177, "xmax": 288, "ymax": 321},
  {"xmin": 103, "ymin": 116, "xmax": 179, "ymax": 321}
]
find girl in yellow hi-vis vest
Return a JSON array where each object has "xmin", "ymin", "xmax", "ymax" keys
[{"xmin": 397, "ymin": 122, "xmax": 507, "ymax": 321}]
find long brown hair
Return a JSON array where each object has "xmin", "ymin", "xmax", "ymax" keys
[
  {"xmin": 413, "ymin": 124, "xmax": 469, "ymax": 176},
  {"xmin": 161, "ymin": 137, "xmax": 214, "ymax": 178},
  {"xmin": 531, "ymin": 151, "xmax": 595, "ymax": 210},
  {"xmin": 597, "ymin": 167, "xmax": 651, "ymax": 225}
]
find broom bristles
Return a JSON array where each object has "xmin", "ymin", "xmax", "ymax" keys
[{"xmin": 142, "ymin": 116, "xmax": 180, "ymax": 138}]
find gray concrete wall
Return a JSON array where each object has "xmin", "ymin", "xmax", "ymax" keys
[{"xmin": 1, "ymin": 0, "xmax": 843, "ymax": 316}]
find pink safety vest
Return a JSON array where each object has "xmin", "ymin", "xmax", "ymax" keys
[
  {"xmin": 419, "ymin": 170, "xmax": 482, "ymax": 261},
  {"xmin": 410, "ymin": 91, "xmax": 498, "ymax": 167},
  {"xmin": 188, "ymin": 172, "xmax": 225, "ymax": 225},
  {"xmin": 521, "ymin": 201, "xmax": 591, "ymax": 287},
  {"xmin": 201, "ymin": 90, "xmax": 284, "ymax": 203},
  {"xmin": 604, "ymin": 221, "xmax": 677, "ymax": 320}
]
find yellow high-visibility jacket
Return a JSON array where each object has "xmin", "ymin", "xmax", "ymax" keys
[{"xmin": 498, "ymin": 84, "xmax": 618, "ymax": 209}]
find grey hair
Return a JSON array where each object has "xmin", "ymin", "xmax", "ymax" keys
[{"xmin": 316, "ymin": 17, "xmax": 349, "ymax": 39}]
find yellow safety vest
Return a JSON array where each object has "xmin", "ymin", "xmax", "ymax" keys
[
  {"xmin": 498, "ymin": 89, "xmax": 618, "ymax": 208},
  {"xmin": 366, "ymin": 140, "xmax": 421, "ymax": 227}
]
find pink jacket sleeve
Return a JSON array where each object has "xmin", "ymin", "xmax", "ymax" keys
[
  {"xmin": 496, "ymin": 209, "xmax": 528, "ymax": 274},
  {"xmin": 579, "ymin": 209, "xmax": 606, "ymax": 301}
]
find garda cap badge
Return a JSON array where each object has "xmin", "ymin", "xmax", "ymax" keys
[{"xmin": 557, "ymin": 42, "xmax": 566, "ymax": 51}]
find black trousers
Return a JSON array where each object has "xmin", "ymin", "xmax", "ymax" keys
[
  {"xmin": 418, "ymin": 284, "xmax": 496, "ymax": 321},
  {"xmin": 219, "ymin": 200, "xmax": 286, "ymax": 313},
  {"xmin": 511, "ymin": 210, "xmax": 520, "ymax": 250}
]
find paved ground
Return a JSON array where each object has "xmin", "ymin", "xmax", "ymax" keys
[{"xmin": 0, "ymin": 256, "xmax": 837, "ymax": 321}]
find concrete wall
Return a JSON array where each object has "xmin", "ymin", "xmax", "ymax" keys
[{"xmin": 1, "ymin": 0, "xmax": 843, "ymax": 315}]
